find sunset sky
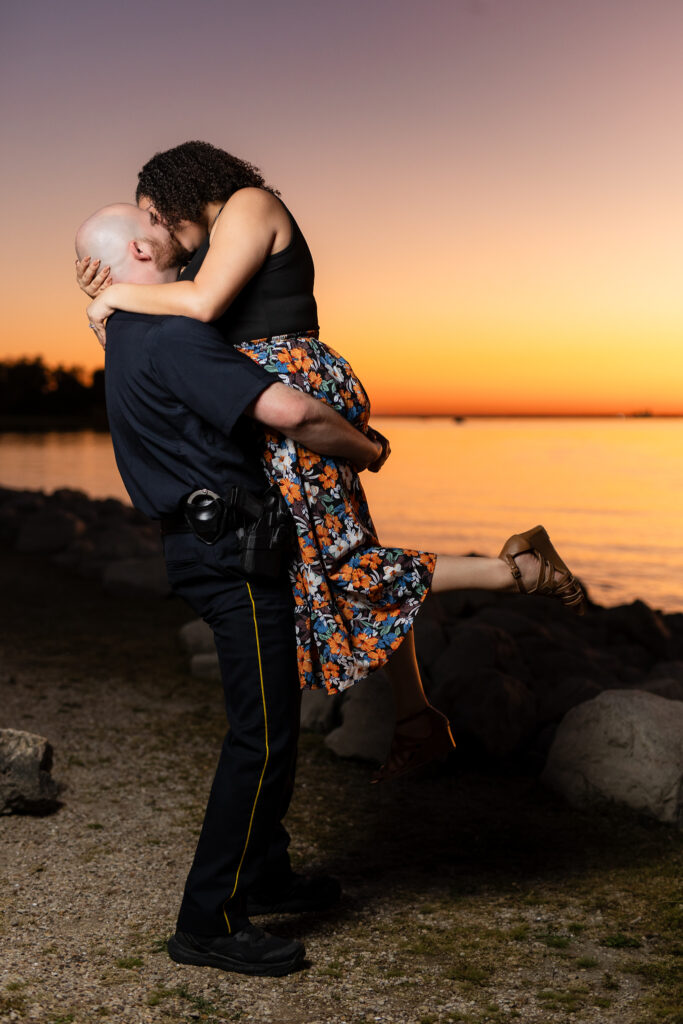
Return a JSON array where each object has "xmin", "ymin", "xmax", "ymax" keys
[{"xmin": 1, "ymin": 0, "xmax": 682, "ymax": 415}]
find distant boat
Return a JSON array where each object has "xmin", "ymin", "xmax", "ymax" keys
[
  {"xmin": 630, "ymin": 410, "xmax": 654, "ymax": 418},
  {"xmin": 452, "ymin": 416, "xmax": 466, "ymax": 424}
]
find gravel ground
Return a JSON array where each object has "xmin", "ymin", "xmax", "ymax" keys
[{"xmin": 1, "ymin": 551, "xmax": 681, "ymax": 1024}]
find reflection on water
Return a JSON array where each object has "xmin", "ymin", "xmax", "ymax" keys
[{"xmin": 1, "ymin": 419, "xmax": 681, "ymax": 611}]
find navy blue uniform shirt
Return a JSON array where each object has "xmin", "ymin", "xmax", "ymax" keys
[{"xmin": 104, "ymin": 311, "xmax": 274, "ymax": 519}]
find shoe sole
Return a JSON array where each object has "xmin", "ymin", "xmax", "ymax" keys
[{"xmin": 167, "ymin": 935, "xmax": 305, "ymax": 977}]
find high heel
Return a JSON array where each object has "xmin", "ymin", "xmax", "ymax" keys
[
  {"xmin": 371, "ymin": 705, "xmax": 456, "ymax": 784},
  {"xmin": 499, "ymin": 524, "xmax": 585, "ymax": 614}
]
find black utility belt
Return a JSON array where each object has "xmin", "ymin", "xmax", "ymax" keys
[{"xmin": 161, "ymin": 485, "xmax": 295, "ymax": 579}]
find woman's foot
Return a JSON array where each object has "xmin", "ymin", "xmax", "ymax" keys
[
  {"xmin": 371, "ymin": 705, "xmax": 456, "ymax": 783},
  {"xmin": 499, "ymin": 525, "xmax": 585, "ymax": 613}
]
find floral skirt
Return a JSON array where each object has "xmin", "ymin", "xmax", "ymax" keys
[{"xmin": 237, "ymin": 332, "xmax": 436, "ymax": 694}]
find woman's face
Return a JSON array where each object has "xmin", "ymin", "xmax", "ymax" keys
[{"xmin": 137, "ymin": 196, "xmax": 207, "ymax": 259}]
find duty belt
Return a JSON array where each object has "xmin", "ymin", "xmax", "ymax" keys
[
  {"xmin": 160, "ymin": 486, "xmax": 268, "ymax": 541},
  {"xmin": 160, "ymin": 485, "xmax": 294, "ymax": 579}
]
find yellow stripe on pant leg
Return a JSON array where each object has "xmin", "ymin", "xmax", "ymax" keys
[{"xmin": 223, "ymin": 582, "xmax": 270, "ymax": 934}]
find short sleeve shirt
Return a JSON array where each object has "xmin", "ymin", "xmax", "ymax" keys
[{"xmin": 104, "ymin": 311, "xmax": 274, "ymax": 518}]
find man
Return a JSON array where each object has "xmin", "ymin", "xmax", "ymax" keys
[{"xmin": 75, "ymin": 204, "xmax": 383, "ymax": 977}]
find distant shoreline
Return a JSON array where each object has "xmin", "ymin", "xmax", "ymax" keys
[
  {"xmin": 1, "ymin": 412, "xmax": 681, "ymax": 433},
  {"xmin": 0, "ymin": 415, "xmax": 109, "ymax": 433}
]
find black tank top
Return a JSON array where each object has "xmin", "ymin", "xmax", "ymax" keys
[{"xmin": 180, "ymin": 195, "xmax": 319, "ymax": 345}]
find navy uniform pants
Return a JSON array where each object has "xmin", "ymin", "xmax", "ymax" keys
[{"xmin": 163, "ymin": 529, "xmax": 301, "ymax": 936}]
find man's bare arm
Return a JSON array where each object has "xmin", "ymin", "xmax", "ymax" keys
[{"xmin": 246, "ymin": 383, "xmax": 382, "ymax": 471}]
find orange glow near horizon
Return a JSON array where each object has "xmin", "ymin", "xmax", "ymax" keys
[{"xmin": 2, "ymin": 1, "xmax": 683, "ymax": 417}]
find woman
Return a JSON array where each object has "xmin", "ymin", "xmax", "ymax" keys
[{"xmin": 79, "ymin": 141, "xmax": 584, "ymax": 781}]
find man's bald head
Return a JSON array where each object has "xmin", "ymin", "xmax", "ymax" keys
[{"xmin": 75, "ymin": 203, "xmax": 178, "ymax": 284}]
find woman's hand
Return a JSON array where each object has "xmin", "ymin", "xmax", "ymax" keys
[
  {"xmin": 76, "ymin": 256, "xmax": 112, "ymax": 298},
  {"xmin": 366, "ymin": 426, "xmax": 391, "ymax": 473},
  {"xmin": 86, "ymin": 293, "xmax": 115, "ymax": 350}
]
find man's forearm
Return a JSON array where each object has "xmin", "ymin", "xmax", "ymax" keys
[
  {"xmin": 248, "ymin": 382, "xmax": 381, "ymax": 469},
  {"xmin": 289, "ymin": 401, "xmax": 380, "ymax": 469}
]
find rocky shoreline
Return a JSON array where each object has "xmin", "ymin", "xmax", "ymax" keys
[{"xmin": 2, "ymin": 484, "xmax": 682, "ymax": 826}]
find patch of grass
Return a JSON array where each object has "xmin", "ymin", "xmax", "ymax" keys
[
  {"xmin": 147, "ymin": 989, "xmax": 171, "ymax": 1007},
  {"xmin": 506, "ymin": 923, "xmax": 529, "ymax": 941},
  {"xmin": 5, "ymin": 981, "xmax": 25, "ymax": 992},
  {"xmin": 115, "ymin": 956, "xmax": 143, "ymax": 969},
  {"xmin": 51, "ymin": 1015, "xmax": 75, "ymax": 1024},
  {"xmin": 602, "ymin": 972, "xmax": 619, "ymax": 990},
  {"xmin": 536, "ymin": 986, "xmax": 589, "ymax": 1012},
  {"xmin": 538, "ymin": 932, "xmax": 571, "ymax": 949},
  {"xmin": 575, "ymin": 956, "xmax": 599, "ymax": 968},
  {"xmin": 446, "ymin": 963, "xmax": 493, "ymax": 986},
  {"xmin": 601, "ymin": 932, "xmax": 642, "ymax": 949},
  {"xmin": 568, "ymin": 922, "xmax": 586, "ymax": 934},
  {"xmin": 148, "ymin": 936, "xmax": 168, "ymax": 954},
  {"xmin": 86, "ymin": 822, "xmax": 104, "ymax": 830},
  {"xmin": 0, "ymin": 993, "xmax": 27, "ymax": 1014},
  {"xmin": 318, "ymin": 965, "xmax": 343, "ymax": 978},
  {"xmin": 594, "ymin": 996, "xmax": 613, "ymax": 1008}
]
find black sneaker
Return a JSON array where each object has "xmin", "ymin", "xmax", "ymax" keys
[
  {"xmin": 167, "ymin": 925, "xmax": 305, "ymax": 977},
  {"xmin": 247, "ymin": 873, "xmax": 341, "ymax": 915}
]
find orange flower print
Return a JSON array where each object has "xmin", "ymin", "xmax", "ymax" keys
[{"xmin": 234, "ymin": 332, "xmax": 435, "ymax": 693}]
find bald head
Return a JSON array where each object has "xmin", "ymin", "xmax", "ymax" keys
[{"xmin": 75, "ymin": 203, "xmax": 178, "ymax": 284}]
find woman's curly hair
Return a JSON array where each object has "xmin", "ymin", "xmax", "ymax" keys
[{"xmin": 135, "ymin": 141, "xmax": 278, "ymax": 228}]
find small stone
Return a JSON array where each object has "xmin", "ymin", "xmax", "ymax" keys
[
  {"xmin": 179, "ymin": 619, "xmax": 215, "ymax": 655},
  {"xmin": 300, "ymin": 688, "xmax": 342, "ymax": 734},
  {"xmin": 190, "ymin": 653, "xmax": 221, "ymax": 681},
  {"xmin": 0, "ymin": 729, "xmax": 61, "ymax": 814}
]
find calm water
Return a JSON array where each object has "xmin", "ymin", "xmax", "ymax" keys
[{"xmin": 1, "ymin": 418, "xmax": 681, "ymax": 611}]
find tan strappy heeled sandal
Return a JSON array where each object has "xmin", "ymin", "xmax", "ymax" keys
[
  {"xmin": 499, "ymin": 525, "xmax": 585, "ymax": 614},
  {"xmin": 371, "ymin": 705, "xmax": 456, "ymax": 784}
]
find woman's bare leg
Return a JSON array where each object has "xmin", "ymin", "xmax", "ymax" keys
[
  {"xmin": 431, "ymin": 552, "xmax": 538, "ymax": 593},
  {"xmin": 383, "ymin": 627, "xmax": 430, "ymax": 722}
]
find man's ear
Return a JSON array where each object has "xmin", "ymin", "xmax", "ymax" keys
[{"xmin": 129, "ymin": 239, "xmax": 153, "ymax": 262}]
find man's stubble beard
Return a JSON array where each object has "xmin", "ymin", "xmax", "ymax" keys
[{"xmin": 147, "ymin": 234, "xmax": 194, "ymax": 273}]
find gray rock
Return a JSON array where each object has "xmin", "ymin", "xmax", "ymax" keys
[
  {"xmin": 600, "ymin": 601, "xmax": 674, "ymax": 659},
  {"xmin": 85, "ymin": 522, "xmax": 161, "ymax": 560},
  {"xmin": 542, "ymin": 689, "xmax": 683, "ymax": 827},
  {"xmin": 0, "ymin": 729, "xmax": 61, "ymax": 814},
  {"xmin": 647, "ymin": 660, "xmax": 683, "ymax": 684},
  {"xmin": 102, "ymin": 558, "xmax": 171, "ymax": 597},
  {"xmin": 643, "ymin": 678, "xmax": 683, "ymax": 701},
  {"xmin": 190, "ymin": 652, "xmax": 221, "ymax": 681},
  {"xmin": 413, "ymin": 613, "xmax": 449, "ymax": 676},
  {"xmin": 179, "ymin": 618, "xmax": 215, "ymax": 655},
  {"xmin": 534, "ymin": 673, "xmax": 603, "ymax": 724},
  {"xmin": 15, "ymin": 509, "xmax": 85, "ymax": 554},
  {"xmin": 300, "ymin": 688, "xmax": 342, "ymax": 734},
  {"xmin": 325, "ymin": 669, "xmax": 394, "ymax": 762},
  {"xmin": 439, "ymin": 667, "xmax": 537, "ymax": 757}
]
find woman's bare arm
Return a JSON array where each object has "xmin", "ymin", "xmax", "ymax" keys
[{"xmin": 86, "ymin": 189, "xmax": 282, "ymax": 324}]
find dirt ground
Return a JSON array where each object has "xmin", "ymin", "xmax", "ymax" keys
[{"xmin": 1, "ymin": 550, "xmax": 681, "ymax": 1024}]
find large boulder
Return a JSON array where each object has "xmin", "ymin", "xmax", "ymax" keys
[
  {"xmin": 15, "ymin": 508, "xmax": 85, "ymax": 554},
  {"xmin": 0, "ymin": 729, "xmax": 61, "ymax": 814},
  {"xmin": 102, "ymin": 558, "xmax": 171, "ymax": 597},
  {"xmin": 325, "ymin": 669, "xmax": 394, "ymax": 762},
  {"xmin": 542, "ymin": 689, "xmax": 683, "ymax": 827}
]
